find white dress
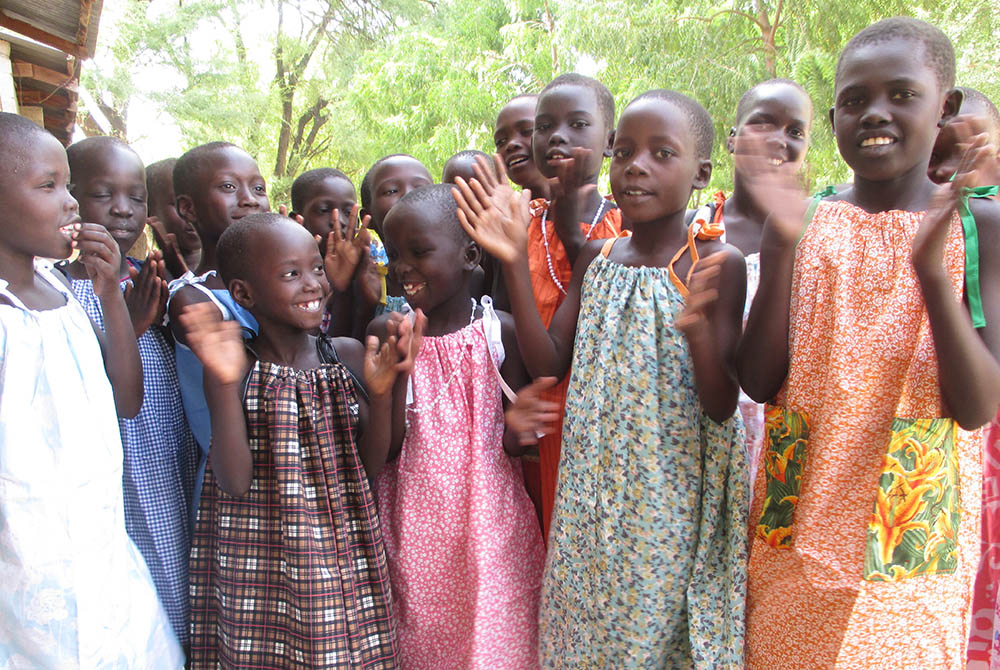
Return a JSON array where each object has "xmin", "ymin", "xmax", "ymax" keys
[{"xmin": 0, "ymin": 263, "xmax": 183, "ymax": 669}]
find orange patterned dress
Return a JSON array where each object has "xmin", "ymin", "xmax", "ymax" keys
[
  {"xmin": 746, "ymin": 200, "xmax": 983, "ymax": 669},
  {"xmin": 525, "ymin": 197, "xmax": 623, "ymax": 541}
]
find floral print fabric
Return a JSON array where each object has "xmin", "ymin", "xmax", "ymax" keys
[
  {"xmin": 538, "ymin": 253, "xmax": 748, "ymax": 669},
  {"xmin": 745, "ymin": 201, "xmax": 983, "ymax": 669}
]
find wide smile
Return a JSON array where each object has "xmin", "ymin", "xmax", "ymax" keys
[
  {"xmin": 402, "ymin": 281, "xmax": 426, "ymax": 297},
  {"xmin": 507, "ymin": 155, "xmax": 530, "ymax": 170},
  {"xmin": 622, "ymin": 187, "xmax": 654, "ymax": 197},
  {"xmin": 858, "ymin": 135, "xmax": 898, "ymax": 149},
  {"xmin": 293, "ymin": 298, "xmax": 323, "ymax": 312},
  {"xmin": 545, "ymin": 150, "xmax": 572, "ymax": 164}
]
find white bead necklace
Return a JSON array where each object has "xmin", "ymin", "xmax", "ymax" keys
[{"xmin": 540, "ymin": 197, "xmax": 607, "ymax": 296}]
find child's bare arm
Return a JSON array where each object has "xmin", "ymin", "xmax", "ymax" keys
[
  {"xmin": 912, "ymin": 128, "xmax": 1000, "ymax": 428},
  {"xmin": 178, "ymin": 302, "xmax": 253, "ymax": 496},
  {"xmin": 451, "ymin": 165, "xmax": 589, "ymax": 379},
  {"xmin": 72, "ymin": 223, "xmax": 144, "ymax": 418},
  {"xmin": 124, "ymin": 250, "xmax": 168, "ymax": 338},
  {"xmin": 677, "ymin": 247, "xmax": 747, "ymax": 423},
  {"xmin": 736, "ymin": 155, "xmax": 810, "ymax": 403},
  {"xmin": 167, "ymin": 285, "xmax": 215, "ymax": 347},
  {"xmin": 548, "ymin": 147, "xmax": 598, "ymax": 265},
  {"xmin": 503, "ymin": 376, "xmax": 561, "ymax": 455}
]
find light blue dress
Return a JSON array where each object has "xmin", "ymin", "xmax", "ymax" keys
[
  {"xmin": 0, "ymin": 263, "xmax": 182, "ymax": 668},
  {"xmin": 538, "ymin": 252, "xmax": 748, "ymax": 669}
]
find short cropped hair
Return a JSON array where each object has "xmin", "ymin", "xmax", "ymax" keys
[
  {"xmin": 735, "ymin": 78, "xmax": 812, "ymax": 125},
  {"xmin": 359, "ymin": 153, "xmax": 416, "ymax": 211},
  {"xmin": 387, "ymin": 184, "xmax": 468, "ymax": 245},
  {"xmin": 631, "ymin": 89, "xmax": 715, "ymax": 160},
  {"xmin": 290, "ymin": 167, "xmax": 352, "ymax": 213},
  {"xmin": 66, "ymin": 136, "xmax": 142, "ymax": 191},
  {"xmin": 217, "ymin": 211, "xmax": 292, "ymax": 284},
  {"xmin": 838, "ymin": 17, "xmax": 955, "ymax": 90},
  {"xmin": 145, "ymin": 158, "xmax": 177, "ymax": 212},
  {"xmin": 442, "ymin": 150, "xmax": 496, "ymax": 184},
  {"xmin": 173, "ymin": 141, "xmax": 239, "ymax": 199},
  {"xmin": 541, "ymin": 73, "xmax": 615, "ymax": 132},
  {"xmin": 958, "ymin": 87, "xmax": 1000, "ymax": 143},
  {"xmin": 0, "ymin": 112, "xmax": 51, "ymax": 175}
]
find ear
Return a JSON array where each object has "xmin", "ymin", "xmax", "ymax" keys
[
  {"xmin": 828, "ymin": 106, "xmax": 836, "ymax": 132},
  {"xmin": 693, "ymin": 159, "xmax": 713, "ymax": 190},
  {"xmin": 727, "ymin": 128, "xmax": 736, "ymax": 154},
  {"xmin": 175, "ymin": 193, "xmax": 197, "ymax": 226},
  {"xmin": 463, "ymin": 240, "xmax": 482, "ymax": 271},
  {"xmin": 228, "ymin": 278, "xmax": 254, "ymax": 310},
  {"xmin": 940, "ymin": 87, "xmax": 963, "ymax": 126},
  {"xmin": 603, "ymin": 129, "xmax": 616, "ymax": 158}
]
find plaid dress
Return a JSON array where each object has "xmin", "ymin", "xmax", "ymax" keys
[{"xmin": 189, "ymin": 340, "xmax": 398, "ymax": 669}]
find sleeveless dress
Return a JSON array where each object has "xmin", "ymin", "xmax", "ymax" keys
[
  {"xmin": 538, "ymin": 240, "xmax": 749, "ymax": 669},
  {"xmin": 525, "ymin": 197, "xmax": 624, "ymax": 540},
  {"xmin": 68, "ymin": 260, "xmax": 199, "ymax": 646},
  {"xmin": 188, "ymin": 337, "xmax": 398, "ymax": 669},
  {"xmin": 375, "ymin": 298, "xmax": 545, "ymax": 670},
  {"xmin": 745, "ymin": 201, "xmax": 983, "ymax": 668},
  {"xmin": 167, "ymin": 270, "xmax": 258, "ymax": 527},
  {"xmin": 0, "ymin": 263, "xmax": 183, "ymax": 668}
]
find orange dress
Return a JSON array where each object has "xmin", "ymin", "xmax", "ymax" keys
[
  {"xmin": 746, "ymin": 200, "xmax": 983, "ymax": 669},
  {"xmin": 525, "ymin": 198, "xmax": 623, "ymax": 541}
]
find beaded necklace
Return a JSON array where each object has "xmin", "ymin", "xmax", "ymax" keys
[{"xmin": 539, "ymin": 197, "xmax": 608, "ymax": 296}]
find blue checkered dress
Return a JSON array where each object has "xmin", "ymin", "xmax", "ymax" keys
[{"xmin": 68, "ymin": 260, "xmax": 199, "ymax": 646}]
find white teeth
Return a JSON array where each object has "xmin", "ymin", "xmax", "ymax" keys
[
  {"xmin": 768, "ymin": 158, "xmax": 784, "ymax": 166},
  {"xmin": 509, "ymin": 157, "xmax": 528, "ymax": 166},
  {"xmin": 402, "ymin": 282, "xmax": 425, "ymax": 297},
  {"xmin": 624, "ymin": 189, "xmax": 649, "ymax": 196},
  {"xmin": 861, "ymin": 136, "xmax": 894, "ymax": 147},
  {"xmin": 59, "ymin": 225, "xmax": 74, "ymax": 239},
  {"xmin": 294, "ymin": 299, "xmax": 322, "ymax": 312}
]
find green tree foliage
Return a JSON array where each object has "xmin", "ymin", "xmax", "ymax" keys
[{"xmin": 84, "ymin": 0, "xmax": 1000, "ymax": 203}]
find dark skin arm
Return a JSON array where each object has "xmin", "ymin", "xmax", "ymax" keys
[
  {"xmin": 167, "ymin": 284, "xmax": 216, "ymax": 348},
  {"xmin": 178, "ymin": 302, "xmax": 253, "ymax": 496},
  {"xmin": 911, "ymin": 131, "xmax": 1000, "ymax": 428},
  {"xmin": 676, "ymin": 245, "xmax": 747, "ymax": 423},
  {"xmin": 366, "ymin": 309, "xmax": 427, "ymax": 463},
  {"xmin": 71, "ymin": 223, "xmax": 144, "ymax": 418},
  {"xmin": 494, "ymin": 311, "xmax": 539, "ymax": 456},
  {"xmin": 548, "ymin": 147, "xmax": 605, "ymax": 266}
]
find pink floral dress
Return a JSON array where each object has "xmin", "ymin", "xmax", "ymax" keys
[{"xmin": 375, "ymin": 299, "xmax": 544, "ymax": 670}]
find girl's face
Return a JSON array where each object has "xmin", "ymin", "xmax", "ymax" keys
[
  {"xmin": 240, "ymin": 223, "xmax": 329, "ymax": 332},
  {"xmin": 0, "ymin": 132, "xmax": 78, "ymax": 262},
  {"xmin": 494, "ymin": 96, "xmax": 543, "ymax": 188},
  {"xmin": 299, "ymin": 176, "xmax": 356, "ymax": 252},
  {"xmin": 368, "ymin": 157, "xmax": 432, "ymax": 233},
  {"xmin": 532, "ymin": 84, "xmax": 612, "ymax": 180},
  {"xmin": 71, "ymin": 144, "xmax": 148, "ymax": 256},
  {"xmin": 610, "ymin": 99, "xmax": 709, "ymax": 225},
  {"xmin": 383, "ymin": 203, "xmax": 474, "ymax": 314},
  {"xmin": 730, "ymin": 83, "xmax": 812, "ymax": 174},
  {"xmin": 831, "ymin": 39, "xmax": 953, "ymax": 182},
  {"xmin": 181, "ymin": 147, "xmax": 269, "ymax": 242}
]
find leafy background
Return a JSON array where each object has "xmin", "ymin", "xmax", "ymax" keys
[{"xmin": 83, "ymin": 0, "xmax": 1000, "ymax": 206}]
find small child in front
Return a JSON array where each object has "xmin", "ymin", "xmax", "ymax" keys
[
  {"xmin": 454, "ymin": 90, "xmax": 748, "ymax": 667},
  {"xmin": 371, "ymin": 184, "xmax": 546, "ymax": 670},
  {"xmin": 182, "ymin": 212, "xmax": 416, "ymax": 668},
  {"xmin": 0, "ymin": 112, "xmax": 182, "ymax": 667},
  {"xmin": 59, "ymin": 136, "xmax": 199, "ymax": 649},
  {"xmin": 739, "ymin": 18, "xmax": 1000, "ymax": 668}
]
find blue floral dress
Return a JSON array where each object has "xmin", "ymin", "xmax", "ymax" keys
[{"xmin": 538, "ymin": 248, "xmax": 749, "ymax": 669}]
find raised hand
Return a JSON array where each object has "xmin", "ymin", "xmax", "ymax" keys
[
  {"xmin": 676, "ymin": 252, "xmax": 726, "ymax": 339},
  {"xmin": 321, "ymin": 204, "xmax": 372, "ymax": 293},
  {"xmin": 278, "ymin": 203, "xmax": 304, "ymax": 226},
  {"xmin": 71, "ymin": 223, "xmax": 124, "ymax": 300},
  {"xmin": 357, "ymin": 247, "xmax": 384, "ymax": 307},
  {"xmin": 505, "ymin": 376, "xmax": 560, "ymax": 446},
  {"xmin": 178, "ymin": 302, "xmax": 248, "ymax": 385},
  {"xmin": 146, "ymin": 215, "xmax": 190, "ymax": 279},
  {"xmin": 452, "ymin": 173, "xmax": 532, "ymax": 265},
  {"xmin": 124, "ymin": 249, "xmax": 169, "ymax": 337},
  {"xmin": 386, "ymin": 308, "xmax": 427, "ymax": 375},
  {"xmin": 913, "ymin": 119, "xmax": 995, "ymax": 274},
  {"xmin": 364, "ymin": 334, "xmax": 401, "ymax": 398},
  {"xmin": 738, "ymin": 133, "xmax": 809, "ymax": 248},
  {"xmin": 548, "ymin": 146, "xmax": 594, "ymax": 226}
]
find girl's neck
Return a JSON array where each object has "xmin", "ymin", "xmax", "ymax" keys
[
  {"xmin": 574, "ymin": 185, "xmax": 605, "ymax": 222},
  {"xmin": 848, "ymin": 162, "xmax": 936, "ymax": 213},
  {"xmin": 424, "ymin": 284, "xmax": 476, "ymax": 337},
  {"xmin": 728, "ymin": 172, "xmax": 767, "ymax": 224},
  {"xmin": 0, "ymin": 247, "xmax": 37, "ymax": 292},
  {"xmin": 251, "ymin": 320, "xmax": 315, "ymax": 368},
  {"xmin": 620, "ymin": 211, "xmax": 689, "ymax": 265},
  {"xmin": 195, "ymin": 241, "xmax": 219, "ymax": 276}
]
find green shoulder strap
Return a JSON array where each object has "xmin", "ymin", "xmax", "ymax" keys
[
  {"xmin": 798, "ymin": 185, "xmax": 837, "ymax": 243},
  {"xmin": 959, "ymin": 184, "xmax": 998, "ymax": 329}
]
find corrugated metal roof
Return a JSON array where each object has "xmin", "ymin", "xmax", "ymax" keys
[{"xmin": 0, "ymin": 0, "xmax": 103, "ymax": 59}]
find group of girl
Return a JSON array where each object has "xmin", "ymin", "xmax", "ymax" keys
[{"xmin": 1, "ymin": 14, "xmax": 999, "ymax": 670}]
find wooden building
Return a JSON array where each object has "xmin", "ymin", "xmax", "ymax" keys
[{"xmin": 0, "ymin": 0, "xmax": 103, "ymax": 144}]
